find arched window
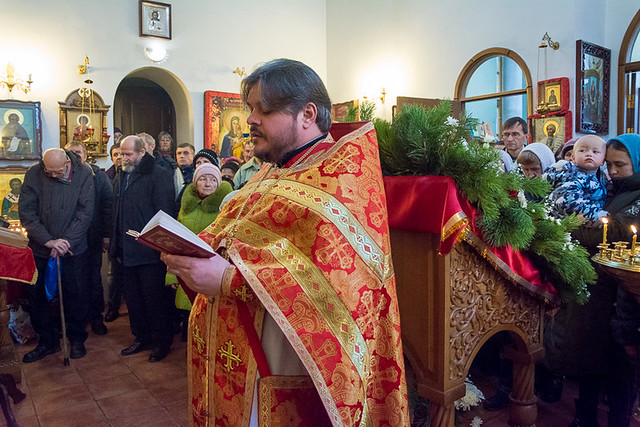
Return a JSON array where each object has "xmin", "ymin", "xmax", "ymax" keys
[
  {"xmin": 455, "ymin": 48, "xmax": 533, "ymax": 138},
  {"xmin": 618, "ymin": 9, "xmax": 640, "ymax": 134}
]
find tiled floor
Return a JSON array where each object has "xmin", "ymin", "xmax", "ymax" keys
[
  {"xmin": 10, "ymin": 307, "xmax": 188, "ymax": 427},
  {"xmin": 6, "ymin": 311, "xmax": 640, "ymax": 426}
]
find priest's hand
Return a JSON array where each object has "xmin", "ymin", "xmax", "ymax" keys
[{"xmin": 161, "ymin": 252, "xmax": 230, "ymax": 296}]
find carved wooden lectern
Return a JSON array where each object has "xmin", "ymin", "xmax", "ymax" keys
[{"xmin": 391, "ymin": 230, "xmax": 546, "ymax": 427}]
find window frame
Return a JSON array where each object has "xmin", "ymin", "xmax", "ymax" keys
[
  {"xmin": 617, "ymin": 8, "xmax": 640, "ymax": 134},
  {"xmin": 454, "ymin": 48, "xmax": 533, "ymax": 136}
]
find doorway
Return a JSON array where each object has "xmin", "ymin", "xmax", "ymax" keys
[
  {"xmin": 112, "ymin": 67, "xmax": 194, "ymax": 147},
  {"xmin": 114, "ymin": 77, "xmax": 175, "ymax": 139}
]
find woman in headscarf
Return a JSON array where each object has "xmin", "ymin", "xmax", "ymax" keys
[
  {"xmin": 166, "ymin": 163, "xmax": 233, "ymax": 314},
  {"xmin": 544, "ymin": 133, "xmax": 640, "ymax": 426},
  {"xmin": 516, "ymin": 142, "xmax": 556, "ymax": 178}
]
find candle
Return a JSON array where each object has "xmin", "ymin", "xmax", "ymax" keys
[
  {"xmin": 602, "ymin": 217, "xmax": 609, "ymax": 245},
  {"xmin": 632, "ymin": 225, "xmax": 637, "ymax": 254}
]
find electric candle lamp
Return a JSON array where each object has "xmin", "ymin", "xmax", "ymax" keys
[
  {"xmin": 602, "ymin": 217, "xmax": 609, "ymax": 245},
  {"xmin": 632, "ymin": 225, "xmax": 637, "ymax": 255}
]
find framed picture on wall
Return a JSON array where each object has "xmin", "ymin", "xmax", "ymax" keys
[
  {"xmin": 529, "ymin": 111, "xmax": 573, "ymax": 155},
  {"xmin": 576, "ymin": 40, "xmax": 610, "ymax": 134},
  {"xmin": 139, "ymin": 0, "xmax": 171, "ymax": 40},
  {"xmin": 0, "ymin": 100, "xmax": 42, "ymax": 160},
  {"xmin": 0, "ymin": 166, "xmax": 27, "ymax": 221},
  {"xmin": 204, "ymin": 91, "xmax": 250, "ymax": 159},
  {"xmin": 537, "ymin": 77, "xmax": 569, "ymax": 112},
  {"xmin": 332, "ymin": 100, "xmax": 359, "ymax": 122}
]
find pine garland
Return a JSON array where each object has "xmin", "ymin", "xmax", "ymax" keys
[{"xmin": 375, "ymin": 101, "xmax": 595, "ymax": 304}]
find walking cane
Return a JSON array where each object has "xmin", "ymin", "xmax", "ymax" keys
[{"xmin": 56, "ymin": 256, "xmax": 70, "ymax": 366}]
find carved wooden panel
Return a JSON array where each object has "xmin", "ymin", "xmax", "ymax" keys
[{"xmin": 448, "ymin": 241, "xmax": 542, "ymax": 381}]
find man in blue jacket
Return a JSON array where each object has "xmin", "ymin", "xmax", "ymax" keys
[
  {"xmin": 110, "ymin": 135, "xmax": 176, "ymax": 362},
  {"xmin": 19, "ymin": 148, "xmax": 95, "ymax": 362}
]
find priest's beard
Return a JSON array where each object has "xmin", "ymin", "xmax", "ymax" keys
[{"xmin": 253, "ymin": 121, "xmax": 299, "ymax": 165}]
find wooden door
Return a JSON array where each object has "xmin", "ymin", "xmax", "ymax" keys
[{"xmin": 114, "ymin": 78, "xmax": 176, "ymax": 140}]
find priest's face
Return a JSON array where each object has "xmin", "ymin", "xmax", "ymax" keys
[{"xmin": 246, "ymin": 84, "xmax": 302, "ymax": 164}]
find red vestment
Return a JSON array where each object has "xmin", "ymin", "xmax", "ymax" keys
[{"xmin": 188, "ymin": 122, "xmax": 409, "ymax": 426}]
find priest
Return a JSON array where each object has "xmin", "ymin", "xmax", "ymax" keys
[{"xmin": 162, "ymin": 58, "xmax": 409, "ymax": 426}]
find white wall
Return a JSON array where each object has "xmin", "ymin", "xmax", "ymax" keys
[
  {"xmin": 326, "ymin": 0, "xmax": 639, "ymax": 140},
  {"xmin": 2, "ymin": 0, "xmax": 639, "ymax": 172},
  {"xmin": 0, "ymin": 0, "xmax": 327, "ymax": 169}
]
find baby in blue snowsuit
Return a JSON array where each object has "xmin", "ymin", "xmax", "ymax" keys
[{"xmin": 544, "ymin": 135, "xmax": 608, "ymax": 223}]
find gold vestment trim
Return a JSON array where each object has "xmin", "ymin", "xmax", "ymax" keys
[{"xmin": 240, "ymin": 178, "xmax": 393, "ymax": 283}]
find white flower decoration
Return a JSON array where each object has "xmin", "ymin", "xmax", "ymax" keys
[
  {"xmin": 454, "ymin": 378, "xmax": 484, "ymax": 411},
  {"xmin": 446, "ymin": 116, "xmax": 459, "ymax": 126},
  {"xmin": 517, "ymin": 190, "xmax": 528, "ymax": 208}
]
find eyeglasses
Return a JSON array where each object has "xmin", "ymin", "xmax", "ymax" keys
[
  {"xmin": 44, "ymin": 161, "xmax": 69, "ymax": 178},
  {"xmin": 503, "ymin": 132, "xmax": 524, "ymax": 138}
]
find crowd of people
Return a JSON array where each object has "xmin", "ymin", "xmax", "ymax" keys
[
  {"xmin": 17, "ymin": 127, "xmax": 259, "ymax": 364},
  {"xmin": 10, "ymin": 57, "xmax": 640, "ymax": 425},
  {"xmin": 484, "ymin": 116, "xmax": 640, "ymax": 426}
]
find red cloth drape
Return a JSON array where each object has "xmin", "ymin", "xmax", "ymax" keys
[
  {"xmin": 383, "ymin": 175, "xmax": 559, "ymax": 302},
  {"xmin": 0, "ymin": 243, "xmax": 37, "ymax": 285}
]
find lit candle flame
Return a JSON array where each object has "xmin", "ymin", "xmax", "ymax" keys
[
  {"xmin": 632, "ymin": 225, "xmax": 637, "ymax": 235},
  {"xmin": 602, "ymin": 218, "xmax": 609, "ymax": 225}
]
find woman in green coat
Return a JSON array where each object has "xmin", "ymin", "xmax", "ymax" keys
[{"xmin": 167, "ymin": 163, "xmax": 233, "ymax": 310}]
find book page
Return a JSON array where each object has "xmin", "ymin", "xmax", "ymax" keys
[{"xmin": 139, "ymin": 210, "xmax": 214, "ymax": 255}]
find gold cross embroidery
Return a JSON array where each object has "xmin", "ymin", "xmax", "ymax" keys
[
  {"xmin": 193, "ymin": 325, "xmax": 205, "ymax": 354},
  {"xmin": 218, "ymin": 340, "xmax": 242, "ymax": 372},
  {"xmin": 234, "ymin": 284, "xmax": 254, "ymax": 302}
]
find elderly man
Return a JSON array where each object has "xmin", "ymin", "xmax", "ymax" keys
[
  {"xmin": 19, "ymin": 148, "xmax": 94, "ymax": 362},
  {"xmin": 110, "ymin": 135, "xmax": 176, "ymax": 362},
  {"xmin": 163, "ymin": 59, "xmax": 409, "ymax": 425},
  {"xmin": 137, "ymin": 132, "xmax": 183, "ymax": 199},
  {"xmin": 65, "ymin": 142, "xmax": 113, "ymax": 336},
  {"xmin": 176, "ymin": 143, "xmax": 195, "ymax": 185},
  {"xmin": 502, "ymin": 116, "xmax": 529, "ymax": 167}
]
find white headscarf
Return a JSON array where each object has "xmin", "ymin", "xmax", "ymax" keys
[{"xmin": 520, "ymin": 143, "xmax": 556, "ymax": 172}]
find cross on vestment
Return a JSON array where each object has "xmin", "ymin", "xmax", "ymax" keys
[{"xmin": 218, "ymin": 340, "xmax": 242, "ymax": 372}]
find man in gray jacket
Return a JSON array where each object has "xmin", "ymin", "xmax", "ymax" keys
[{"xmin": 19, "ymin": 148, "xmax": 94, "ymax": 362}]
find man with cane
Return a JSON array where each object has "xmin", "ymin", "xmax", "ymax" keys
[{"xmin": 19, "ymin": 148, "xmax": 94, "ymax": 363}]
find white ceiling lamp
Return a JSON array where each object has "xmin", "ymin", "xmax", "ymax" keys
[{"xmin": 144, "ymin": 45, "xmax": 167, "ymax": 63}]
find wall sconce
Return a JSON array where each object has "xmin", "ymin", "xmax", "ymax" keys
[
  {"xmin": 536, "ymin": 32, "xmax": 560, "ymax": 113},
  {"xmin": 78, "ymin": 55, "xmax": 89, "ymax": 75},
  {"xmin": 144, "ymin": 46, "xmax": 167, "ymax": 63},
  {"xmin": 540, "ymin": 32, "xmax": 560, "ymax": 51},
  {"xmin": 363, "ymin": 88, "xmax": 387, "ymax": 104},
  {"xmin": 233, "ymin": 67, "xmax": 246, "ymax": 77},
  {"xmin": 0, "ymin": 63, "xmax": 32, "ymax": 94}
]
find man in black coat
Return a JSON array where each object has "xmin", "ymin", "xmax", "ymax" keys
[
  {"xmin": 19, "ymin": 148, "xmax": 94, "ymax": 362},
  {"xmin": 110, "ymin": 135, "xmax": 176, "ymax": 362},
  {"xmin": 66, "ymin": 142, "xmax": 113, "ymax": 336},
  {"xmin": 137, "ymin": 132, "xmax": 183, "ymax": 200}
]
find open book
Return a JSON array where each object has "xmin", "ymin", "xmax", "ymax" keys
[{"xmin": 126, "ymin": 210, "xmax": 215, "ymax": 258}]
